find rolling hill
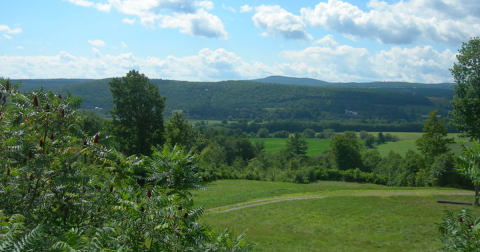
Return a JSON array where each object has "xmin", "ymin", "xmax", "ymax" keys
[{"xmin": 11, "ymin": 76, "xmax": 455, "ymax": 122}]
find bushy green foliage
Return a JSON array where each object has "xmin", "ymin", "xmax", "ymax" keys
[
  {"xmin": 165, "ymin": 111, "xmax": 199, "ymax": 151},
  {"xmin": 416, "ymin": 110, "xmax": 454, "ymax": 161},
  {"xmin": 330, "ymin": 135, "xmax": 363, "ymax": 171},
  {"xmin": 0, "ymin": 80, "xmax": 253, "ymax": 251},
  {"xmin": 438, "ymin": 209, "xmax": 480, "ymax": 251}
]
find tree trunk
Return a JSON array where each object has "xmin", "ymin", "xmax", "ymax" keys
[
  {"xmin": 475, "ymin": 184, "xmax": 479, "ymax": 206},
  {"xmin": 477, "ymin": 138, "xmax": 480, "ymax": 206}
]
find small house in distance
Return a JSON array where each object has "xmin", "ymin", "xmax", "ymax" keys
[{"xmin": 345, "ymin": 109, "xmax": 358, "ymax": 115}]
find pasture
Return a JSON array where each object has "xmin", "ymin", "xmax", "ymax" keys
[
  {"xmin": 250, "ymin": 133, "xmax": 472, "ymax": 157},
  {"xmin": 194, "ymin": 180, "xmax": 478, "ymax": 252}
]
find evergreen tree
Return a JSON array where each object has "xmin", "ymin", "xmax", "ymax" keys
[
  {"xmin": 109, "ymin": 70, "xmax": 165, "ymax": 156},
  {"xmin": 286, "ymin": 132, "xmax": 308, "ymax": 157}
]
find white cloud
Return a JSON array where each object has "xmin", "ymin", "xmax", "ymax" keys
[
  {"xmin": 12, "ymin": 46, "xmax": 23, "ymax": 50},
  {"xmin": 66, "ymin": 0, "xmax": 111, "ymax": 12},
  {"xmin": 68, "ymin": 0, "xmax": 228, "ymax": 38},
  {"xmin": 301, "ymin": 0, "xmax": 480, "ymax": 45},
  {"xmin": 253, "ymin": 5, "xmax": 312, "ymax": 40},
  {"xmin": 222, "ymin": 4, "xmax": 236, "ymax": 13},
  {"xmin": 160, "ymin": 9, "xmax": 228, "ymax": 39},
  {"xmin": 0, "ymin": 24, "xmax": 22, "ymax": 34},
  {"xmin": 3, "ymin": 34, "xmax": 12, "ymax": 39},
  {"xmin": 196, "ymin": 1, "xmax": 214, "ymax": 10},
  {"xmin": 314, "ymin": 34, "xmax": 337, "ymax": 47},
  {"xmin": 279, "ymin": 36, "xmax": 455, "ymax": 83},
  {"xmin": 240, "ymin": 4, "xmax": 253, "ymax": 13},
  {"xmin": 121, "ymin": 42, "xmax": 128, "ymax": 48},
  {"xmin": 88, "ymin": 39, "xmax": 107, "ymax": 47},
  {"xmin": 0, "ymin": 44, "xmax": 456, "ymax": 83},
  {"xmin": 122, "ymin": 18, "xmax": 136, "ymax": 24}
]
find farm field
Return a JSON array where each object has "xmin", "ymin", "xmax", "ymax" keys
[
  {"xmin": 250, "ymin": 133, "xmax": 471, "ymax": 157},
  {"xmin": 194, "ymin": 180, "xmax": 478, "ymax": 252}
]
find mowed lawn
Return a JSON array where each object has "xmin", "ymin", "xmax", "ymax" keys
[
  {"xmin": 194, "ymin": 180, "xmax": 478, "ymax": 252},
  {"xmin": 250, "ymin": 133, "xmax": 471, "ymax": 157}
]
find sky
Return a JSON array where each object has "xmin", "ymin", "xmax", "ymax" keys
[{"xmin": 1, "ymin": 0, "xmax": 479, "ymax": 83}]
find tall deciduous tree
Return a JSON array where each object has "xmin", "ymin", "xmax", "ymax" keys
[
  {"xmin": 109, "ymin": 70, "xmax": 165, "ymax": 156},
  {"xmin": 415, "ymin": 110, "xmax": 454, "ymax": 161},
  {"xmin": 164, "ymin": 111, "xmax": 198, "ymax": 151},
  {"xmin": 449, "ymin": 37, "xmax": 480, "ymax": 205},
  {"xmin": 330, "ymin": 135, "xmax": 363, "ymax": 171},
  {"xmin": 450, "ymin": 37, "xmax": 480, "ymax": 141}
]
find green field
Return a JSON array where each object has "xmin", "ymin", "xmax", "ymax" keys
[
  {"xmin": 250, "ymin": 133, "xmax": 472, "ymax": 157},
  {"xmin": 194, "ymin": 180, "xmax": 478, "ymax": 252}
]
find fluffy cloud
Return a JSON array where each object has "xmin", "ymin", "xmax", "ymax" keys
[
  {"xmin": 240, "ymin": 4, "xmax": 253, "ymax": 13},
  {"xmin": 301, "ymin": 0, "xmax": 480, "ymax": 45},
  {"xmin": 88, "ymin": 39, "xmax": 107, "ymax": 47},
  {"xmin": 68, "ymin": 0, "xmax": 228, "ymax": 39},
  {"xmin": 66, "ymin": 0, "xmax": 111, "ymax": 12},
  {"xmin": 253, "ymin": 5, "xmax": 312, "ymax": 40},
  {"xmin": 3, "ymin": 34, "xmax": 12, "ymax": 39},
  {"xmin": 160, "ymin": 9, "xmax": 228, "ymax": 39},
  {"xmin": 0, "ymin": 43, "xmax": 456, "ymax": 83},
  {"xmin": 0, "ymin": 24, "xmax": 22, "ymax": 34},
  {"xmin": 122, "ymin": 18, "xmax": 136, "ymax": 24},
  {"xmin": 0, "ymin": 49, "xmax": 265, "ymax": 80},
  {"xmin": 279, "ymin": 38, "xmax": 455, "ymax": 83},
  {"xmin": 195, "ymin": 1, "xmax": 214, "ymax": 10}
]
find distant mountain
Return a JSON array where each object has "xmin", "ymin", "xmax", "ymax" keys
[
  {"xmin": 251, "ymin": 76, "xmax": 330, "ymax": 87},
  {"xmin": 13, "ymin": 79, "xmax": 94, "ymax": 92},
  {"xmin": 251, "ymin": 75, "xmax": 455, "ymax": 90}
]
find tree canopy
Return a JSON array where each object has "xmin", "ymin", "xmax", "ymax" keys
[
  {"xmin": 415, "ymin": 110, "xmax": 454, "ymax": 160},
  {"xmin": 449, "ymin": 37, "xmax": 480, "ymax": 142},
  {"xmin": 109, "ymin": 70, "xmax": 165, "ymax": 156}
]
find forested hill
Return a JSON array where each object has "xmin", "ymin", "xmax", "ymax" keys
[
  {"xmin": 252, "ymin": 75, "xmax": 455, "ymax": 89},
  {"xmin": 13, "ymin": 77, "xmax": 454, "ymax": 122}
]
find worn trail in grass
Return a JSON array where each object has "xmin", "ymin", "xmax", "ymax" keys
[{"xmin": 205, "ymin": 189, "xmax": 473, "ymax": 214}]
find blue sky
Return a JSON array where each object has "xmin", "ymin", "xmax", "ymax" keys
[{"xmin": 1, "ymin": 0, "xmax": 479, "ymax": 83}]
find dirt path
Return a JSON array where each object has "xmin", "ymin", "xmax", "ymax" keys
[{"xmin": 206, "ymin": 189, "xmax": 473, "ymax": 214}]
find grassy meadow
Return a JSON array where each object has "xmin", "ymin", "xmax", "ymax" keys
[
  {"xmin": 250, "ymin": 132, "xmax": 472, "ymax": 157},
  {"xmin": 194, "ymin": 180, "xmax": 478, "ymax": 252}
]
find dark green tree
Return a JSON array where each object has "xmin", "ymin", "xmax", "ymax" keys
[
  {"xmin": 330, "ymin": 135, "xmax": 363, "ymax": 170},
  {"xmin": 286, "ymin": 132, "xmax": 308, "ymax": 157},
  {"xmin": 257, "ymin": 128, "xmax": 270, "ymax": 138},
  {"xmin": 449, "ymin": 37, "xmax": 480, "ymax": 205},
  {"xmin": 109, "ymin": 70, "xmax": 165, "ymax": 156},
  {"xmin": 415, "ymin": 110, "xmax": 454, "ymax": 161},
  {"xmin": 302, "ymin": 128, "xmax": 316, "ymax": 138},
  {"xmin": 164, "ymin": 111, "xmax": 198, "ymax": 151}
]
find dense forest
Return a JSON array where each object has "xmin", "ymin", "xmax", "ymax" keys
[{"xmin": 15, "ymin": 76, "xmax": 455, "ymax": 129}]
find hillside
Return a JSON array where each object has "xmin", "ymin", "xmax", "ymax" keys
[{"xmin": 13, "ymin": 76, "xmax": 455, "ymax": 122}]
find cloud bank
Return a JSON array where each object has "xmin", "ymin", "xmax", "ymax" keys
[
  {"xmin": 0, "ymin": 40, "xmax": 455, "ymax": 83},
  {"xmin": 67, "ymin": 0, "xmax": 228, "ymax": 39},
  {"xmin": 301, "ymin": 0, "xmax": 480, "ymax": 45}
]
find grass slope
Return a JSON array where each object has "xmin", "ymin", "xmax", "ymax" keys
[{"xmin": 194, "ymin": 180, "xmax": 477, "ymax": 252}]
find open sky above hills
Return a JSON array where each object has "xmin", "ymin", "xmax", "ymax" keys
[{"xmin": 1, "ymin": 0, "xmax": 479, "ymax": 83}]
